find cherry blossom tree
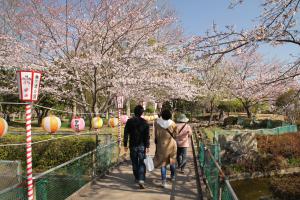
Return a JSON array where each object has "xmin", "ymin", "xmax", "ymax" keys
[
  {"xmin": 190, "ymin": 59, "xmax": 231, "ymax": 125},
  {"xmin": 188, "ymin": 0, "xmax": 300, "ymax": 81},
  {"xmin": 1, "ymin": 0, "xmax": 197, "ymax": 122},
  {"xmin": 224, "ymin": 52, "xmax": 296, "ymax": 118}
]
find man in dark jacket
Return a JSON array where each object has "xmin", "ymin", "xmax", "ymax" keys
[{"xmin": 124, "ymin": 105, "xmax": 150, "ymax": 189}]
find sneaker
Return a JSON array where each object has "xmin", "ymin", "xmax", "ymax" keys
[
  {"xmin": 180, "ymin": 169, "xmax": 185, "ymax": 174},
  {"xmin": 162, "ymin": 180, "xmax": 167, "ymax": 188},
  {"xmin": 138, "ymin": 180, "xmax": 145, "ymax": 189},
  {"xmin": 170, "ymin": 176, "xmax": 175, "ymax": 181}
]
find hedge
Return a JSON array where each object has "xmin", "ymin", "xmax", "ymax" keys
[{"xmin": 0, "ymin": 135, "xmax": 96, "ymax": 173}]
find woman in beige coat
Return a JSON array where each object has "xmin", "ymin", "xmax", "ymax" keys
[{"xmin": 153, "ymin": 109, "xmax": 177, "ymax": 188}]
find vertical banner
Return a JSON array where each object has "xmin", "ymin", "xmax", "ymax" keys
[
  {"xmin": 19, "ymin": 72, "xmax": 33, "ymax": 101},
  {"xmin": 31, "ymin": 73, "xmax": 41, "ymax": 101}
]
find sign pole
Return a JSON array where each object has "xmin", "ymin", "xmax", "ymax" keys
[
  {"xmin": 17, "ymin": 70, "xmax": 42, "ymax": 200},
  {"xmin": 153, "ymin": 102, "xmax": 157, "ymax": 137},
  {"xmin": 117, "ymin": 108, "xmax": 122, "ymax": 147},
  {"xmin": 25, "ymin": 103, "xmax": 33, "ymax": 200},
  {"xmin": 115, "ymin": 95, "xmax": 124, "ymax": 155}
]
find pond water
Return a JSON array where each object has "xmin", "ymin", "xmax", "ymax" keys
[{"xmin": 230, "ymin": 177, "xmax": 274, "ymax": 200}]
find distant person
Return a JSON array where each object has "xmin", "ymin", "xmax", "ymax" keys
[
  {"xmin": 153, "ymin": 109, "xmax": 177, "ymax": 188},
  {"xmin": 124, "ymin": 105, "xmax": 150, "ymax": 189},
  {"xmin": 175, "ymin": 114, "xmax": 192, "ymax": 173}
]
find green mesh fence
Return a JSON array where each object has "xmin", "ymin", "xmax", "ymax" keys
[
  {"xmin": 216, "ymin": 125, "xmax": 297, "ymax": 136},
  {"xmin": 0, "ymin": 184, "xmax": 26, "ymax": 200},
  {"xmin": 0, "ymin": 160, "xmax": 26, "ymax": 200},
  {"xmin": 199, "ymin": 142, "xmax": 238, "ymax": 200},
  {"xmin": 34, "ymin": 142, "xmax": 118, "ymax": 200},
  {"xmin": 0, "ymin": 141, "xmax": 118, "ymax": 200}
]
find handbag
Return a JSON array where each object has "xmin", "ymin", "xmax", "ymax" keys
[{"xmin": 144, "ymin": 155, "xmax": 154, "ymax": 172}]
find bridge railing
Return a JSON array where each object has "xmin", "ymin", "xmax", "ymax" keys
[
  {"xmin": 0, "ymin": 141, "xmax": 118, "ymax": 200},
  {"xmin": 198, "ymin": 142, "xmax": 238, "ymax": 200}
]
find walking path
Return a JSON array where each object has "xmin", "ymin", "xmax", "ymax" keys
[{"xmin": 68, "ymin": 139, "xmax": 200, "ymax": 200}]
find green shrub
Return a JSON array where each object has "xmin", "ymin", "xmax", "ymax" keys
[
  {"xmin": 223, "ymin": 116, "xmax": 238, "ymax": 126},
  {"xmin": 196, "ymin": 115, "xmax": 218, "ymax": 121},
  {"xmin": 242, "ymin": 118, "xmax": 252, "ymax": 128},
  {"xmin": 0, "ymin": 134, "xmax": 95, "ymax": 172}
]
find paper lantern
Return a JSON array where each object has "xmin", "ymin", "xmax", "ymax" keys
[
  {"xmin": 121, "ymin": 115, "xmax": 129, "ymax": 124},
  {"xmin": 71, "ymin": 117, "xmax": 85, "ymax": 132},
  {"xmin": 109, "ymin": 118, "xmax": 118, "ymax": 128},
  {"xmin": 42, "ymin": 116, "xmax": 61, "ymax": 134},
  {"xmin": 143, "ymin": 116, "xmax": 149, "ymax": 121},
  {"xmin": 92, "ymin": 117, "xmax": 103, "ymax": 129},
  {"xmin": 0, "ymin": 117, "xmax": 8, "ymax": 137},
  {"xmin": 16, "ymin": 70, "xmax": 42, "ymax": 102}
]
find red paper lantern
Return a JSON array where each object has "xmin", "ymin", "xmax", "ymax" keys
[
  {"xmin": 121, "ymin": 115, "xmax": 129, "ymax": 124},
  {"xmin": 71, "ymin": 117, "xmax": 85, "ymax": 132}
]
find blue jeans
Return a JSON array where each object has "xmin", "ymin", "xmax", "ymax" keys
[
  {"xmin": 130, "ymin": 145, "xmax": 146, "ymax": 181},
  {"xmin": 177, "ymin": 147, "xmax": 187, "ymax": 170}
]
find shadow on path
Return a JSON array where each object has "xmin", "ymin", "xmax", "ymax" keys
[{"xmin": 69, "ymin": 139, "xmax": 200, "ymax": 200}]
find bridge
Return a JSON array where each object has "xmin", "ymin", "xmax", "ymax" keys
[
  {"xmin": 68, "ymin": 139, "xmax": 200, "ymax": 200},
  {"xmin": 0, "ymin": 128, "xmax": 239, "ymax": 200}
]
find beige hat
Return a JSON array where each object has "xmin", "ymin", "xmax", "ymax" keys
[{"xmin": 176, "ymin": 114, "xmax": 189, "ymax": 123}]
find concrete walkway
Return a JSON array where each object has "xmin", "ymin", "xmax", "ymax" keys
[{"xmin": 69, "ymin": 140, "xmax": 200, "ymax": 200}]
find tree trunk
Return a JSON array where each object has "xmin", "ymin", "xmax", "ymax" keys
[
  {"xmin": 218, "ymin": 110, "xmax": 224, "ymax": 122},
  {"xmin": 245, "ymin": 106, "xmax": 252, "ymax": 118},
  {"xmin": 36, "ymin": 109, "xmax": 49, "ymax": 127},
  {"xmin": 72, "ymin": 101, "xmax": 77, "ymax": 118},
  {"xmin": 4, "ymin": 112, "xmax": 10, "ymax": 124},
  {"xmin": 208, "ymin": 99, "xmax": 214, "ymax": 126},
  {"xmin": 126, "ymin": 100, "xmax": 131, "ymax": 117}
]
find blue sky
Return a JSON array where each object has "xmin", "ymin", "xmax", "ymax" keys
[{"xmin": 170, "ymin": 0, "xmax": 299, "ymax": 63}]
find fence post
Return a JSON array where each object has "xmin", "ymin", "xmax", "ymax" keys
[
  {"xmin": 199, "ymin": 142, "xmax": 205, "ymax": 167},
  {"xmin": 34, "ymin": 179, "xmax": 48, "ymax": 200},
  {"xmin": 209, "ymin": 144, "xmax": 219, "ymax": 200}
]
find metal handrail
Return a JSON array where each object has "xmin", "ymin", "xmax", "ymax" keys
[
  {"xmin": 225, "ymin": 180, "xmax": 239, "ymax": 200},
  {"xmin": 199, "ymin": 137, "xmax": 239, "ymax": 200},
  {"xmin": 33, "ymin": 141, "xmax": 117, "ymax": 180}
]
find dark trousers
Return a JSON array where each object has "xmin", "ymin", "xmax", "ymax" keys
[
  {"xmin": 177, "ymin": 147, "xmax": 187, "ymax": 170},
  {"xmin": 130, "ymin": 145, "xmax": 146, "ymax": 181}
]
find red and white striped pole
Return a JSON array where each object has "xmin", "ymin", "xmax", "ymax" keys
[
  {"xmin": 17, "ymin": 70, "xmax": 42, "ymax": 200},
  {"xmin": 25, "ymin": 103, "xmax": 34, "ymax": 200},
  {"xmin": 117, "ymin": 109, "xmax": 122, "ymax": 147}
]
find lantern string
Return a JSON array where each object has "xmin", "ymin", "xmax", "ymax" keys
[
  {"xmin": 0, "ymin": 134, "xmax": 93, "ymax": 147},
  {"xmin": 0, "ymin": 102, "xmax": 30, "ymax": 105},
  {"xmin": 33, "ymin": 104, "xmax": 105, "ymax": 115},
  {"xmin": 0, "ymin": 102, "xmax": 106, "ymax": 116}
]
